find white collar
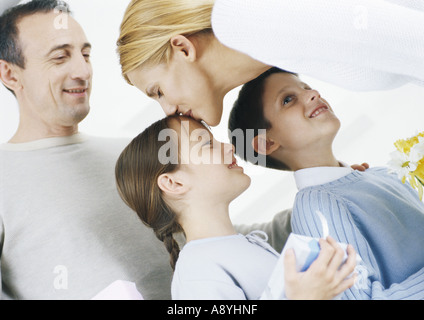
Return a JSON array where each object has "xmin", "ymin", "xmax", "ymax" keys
[
  {"xmin": 294, "ymin": 161, "xmax": 353, "ymax": 190},
  {"xmin": 0, "ymin": 133, "xmax": 87, "ymax": 151}
]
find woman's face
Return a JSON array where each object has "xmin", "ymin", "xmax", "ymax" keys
[
  {"xmin": 169, "ymin": 117, "xmax": 251, "ymax": 201},
  {"xmin": 127, "ymin": 59, "xmax": 224, "ymax": 127}
]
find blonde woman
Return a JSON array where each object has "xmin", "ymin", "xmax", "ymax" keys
[{"xmin": 117, "ymin": 0, "xmax": 424, "ymax": 127}]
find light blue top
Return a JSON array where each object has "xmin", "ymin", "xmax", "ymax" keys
[
  {"xmin": 171, "ymin": 232, "xmax": 280, "ymax": 300},
  {"xmin": 292, "ymin": 167, "xmax": 424, "ymax": 300}
]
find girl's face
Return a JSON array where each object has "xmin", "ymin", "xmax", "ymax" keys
[
  {"xmin": 127, "ymin": 60, "xmax": 224, "ymax": 127},
  {"xmin": 262, "ymin": 73, "xmax": 341, "ymax": 154},
  {"xmin": 169, "ymin": 117, "xmax": 251, "ymax": 202}
]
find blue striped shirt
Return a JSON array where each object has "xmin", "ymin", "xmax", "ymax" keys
[{"xmin": 292, "ymin": 167, "xmax": 424, "ymax": 300}]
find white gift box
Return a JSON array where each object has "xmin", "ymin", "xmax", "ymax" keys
[
  {"xmin": 91, "ymin": 280, "xmax": 144, "ymax": 300},
  {"xmin": 261, "ymin": 211, "xmax": 362, "ymax": 300}
]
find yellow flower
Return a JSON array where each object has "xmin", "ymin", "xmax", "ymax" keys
[
  {"xmin": 389, "ymin": 131, "xmax": 424, "ymax": 201},
  {"xmin": 411, "ymin": 157, "xmax": 424, "ymax": 200},
  {"xmin": 394, "ymin": 131, "xmax": 424, "ymax": 154}
]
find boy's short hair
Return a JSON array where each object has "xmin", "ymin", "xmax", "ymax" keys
[{"xmin": 228, "ymin": 67, "xmax": 295, "ymax": 171}]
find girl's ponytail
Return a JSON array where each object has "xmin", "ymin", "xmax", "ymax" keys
[
  {"xmin": 159, "ymin": 232, "xmax": 181, "ymax": 271},
  {"xmin": 115, "ymin": 116, "xmax": 184, "ymax": 270}
]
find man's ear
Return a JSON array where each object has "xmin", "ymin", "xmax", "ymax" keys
[
  {"xmin": 0, "ymin": 60, "xmax": 20, "ymax": 93},
  {"xmin": 157, "ymin": 172, "xmax": 187, "ymax": 197},
  {"xmin": 170, "ymin": 34, "xmax": 197, "ymax": 62},
  {"xmin": 252, "ymin": 133, "xmax": 280, "ymax": 156}
]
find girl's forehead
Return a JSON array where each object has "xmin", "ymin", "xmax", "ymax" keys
[{"xmin": 169, "ymin": 117, "xmax": 212, "ymax": 140}]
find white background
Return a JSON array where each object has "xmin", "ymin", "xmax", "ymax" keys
[{"xmin": 1, "ymin": 0, "xmax": 423, "ymax": 225}]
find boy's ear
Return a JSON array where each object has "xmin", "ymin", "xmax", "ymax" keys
[
  {"xmin": 157, "ymin": 173, "xmax": 187, "ymax": 197},
  {"xmin": 252, "ymin": 133, "xmax": 280, "ymax": 156},
  {"xmin": 170, "ymin": 34, "xmax": 197, "ymax": 62},
  {"xmin": 0, "ymin": 60, "xmax": 20, "ymax": 93}
]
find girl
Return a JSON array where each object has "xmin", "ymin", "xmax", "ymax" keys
[
  {"xmin": 117, "ymin": 0, "xmax": 424, "ymax": 127},
  {"xmin": 115, "ymin": 115, "xmax": 357, "ymax": 300}
]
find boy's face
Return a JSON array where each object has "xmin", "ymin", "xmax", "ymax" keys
[{"xmin": 261, "ymin": 73, "xmax": 340, "ymax": 157}]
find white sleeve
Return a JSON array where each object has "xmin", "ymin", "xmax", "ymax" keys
[
  {"xmin": 212, "ymin": 0, "xmax": 424, "ymax": 91},
  {"xmin": 384, "ymin": 0, "xmax": 424, "ymax": 11}
]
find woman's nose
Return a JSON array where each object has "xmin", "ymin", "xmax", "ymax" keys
[{"xmin": 160, "ymin": 100, "xmax": 178, "ymax": 116}]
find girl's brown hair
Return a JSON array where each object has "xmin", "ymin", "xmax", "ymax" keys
[{"xmin": 115, "ymin": 116, "xmax": 183, "ymax": 270}]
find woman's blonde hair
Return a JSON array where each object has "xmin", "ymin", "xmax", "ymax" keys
[{"xmin": 117, "ymin": 0, "xmax": 215, "ymax": 84}]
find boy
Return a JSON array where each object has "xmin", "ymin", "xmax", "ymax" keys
[{"xmin": 228, "ymin": 67, "xmax": 424, "ymax": 299}]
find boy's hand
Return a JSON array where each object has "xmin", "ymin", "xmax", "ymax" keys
[
  {"xmin": 284, "ymin": 236, "xmax": 357, "ymax": 300},
  {"xmin": 350, "ymin": 162, "xmax": 369, "ymax": 171}
]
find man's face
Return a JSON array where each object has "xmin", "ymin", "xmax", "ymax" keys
[{"xmin": 15, "ymin": 11, "xmax": 92, "ymax": 127}]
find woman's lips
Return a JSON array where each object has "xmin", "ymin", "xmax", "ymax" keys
[{"xmin": 184, "ymin": 110, "xmax": 193, "ymax": 118}]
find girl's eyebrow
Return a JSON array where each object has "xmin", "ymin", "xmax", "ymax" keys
[
  {"xmin": 202, "ymin": 131, "xmax": 212, "ymax": 140},
  {"xmin": 194, "ymin": 130, "xmax": 212, "ymax": 141}
]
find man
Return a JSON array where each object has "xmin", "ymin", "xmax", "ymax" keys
[
  {"xmin": 0, "ymin": 0, "xmax": 176, "ymax": 299},
  {"xmin": 0, "ymin": 0, "xmax": 292, "ymax": 299}
]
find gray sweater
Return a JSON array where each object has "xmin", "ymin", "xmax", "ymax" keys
[
  {"xmin": 0, "ymin": 133, "xmax": 292, "ymax": 300},
  {"xmin": 0, "ymin": 134, "xmax": 173, "ymax": 299}
]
